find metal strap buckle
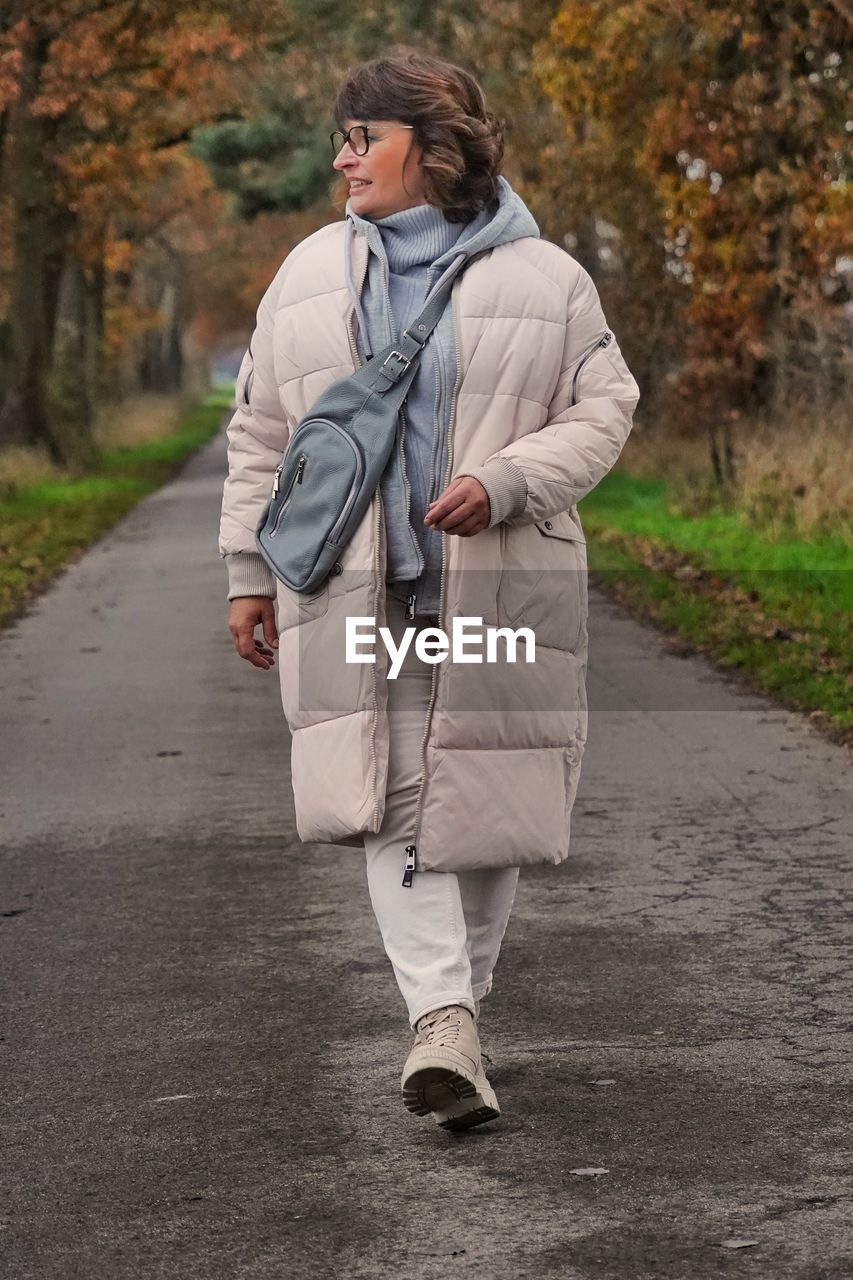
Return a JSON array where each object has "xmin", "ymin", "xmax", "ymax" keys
[{"xmin": 381, "ymin": 350, "xmax": 411, "ymax": 379}]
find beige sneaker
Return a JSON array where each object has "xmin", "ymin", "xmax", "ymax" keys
[{"xmin": 401, "ymin": 1005, "xmax": 500, "ymax": 1131}]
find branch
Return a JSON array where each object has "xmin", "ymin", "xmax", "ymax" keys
[
  {"xmin": 113, "ymin": 197, "xmax": 204, "ymax": 251},
  {"xmin": 151, "ymin": 114, "xmax": 246, "ymax": 151}
]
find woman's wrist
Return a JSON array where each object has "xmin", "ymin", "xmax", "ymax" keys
[{"xmin": 456, "ymin": 458, "xmax": 528, "ymax": 528}]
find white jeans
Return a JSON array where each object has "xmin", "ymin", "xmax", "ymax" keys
[{"xmin": 363, "ymin": 593, "xmax": 519, "ymax": 1028}]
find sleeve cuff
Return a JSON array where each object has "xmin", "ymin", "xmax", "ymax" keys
[
  {"xmin": 225, "ymin": 552, "xmax": 277, "ymax": 600},
  {"xmin": 459, "ymin": 458, "xmax": 528, "ymax": 528}
]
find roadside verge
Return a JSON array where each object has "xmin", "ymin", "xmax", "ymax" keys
[
  {"xmin": 0, "ymin": 390, "xmax": 231, "ymax": 629},
  {"xmin": 580, "ymin": 471, "xmax": 852, "ymax": 748}
]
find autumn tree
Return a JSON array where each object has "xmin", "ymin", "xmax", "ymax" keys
[
  {"xmin": 539, "ymin": 0, "xmax": 851, "ymax": 476},
  {"xmin": 0, "ymin": 0, "xmax": 277, "ymax": 467}
]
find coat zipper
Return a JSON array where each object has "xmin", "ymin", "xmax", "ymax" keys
[
  {"xmin": 347, "ymin": 229, "xmax": 383, "ymax": 832},
  {"xmin": 268, "ymin": 456, "xmax": 305, "ymax": 536},
  {"xmin": 570, "ymin": 330, "xmax": 613, "ymax": 407},
  {"xmin": 402, "ymin": 282, "xmax": 463, "ymax": 886},
  {"xmin": 396, "ymin": 400, "xmax": 424, "ymax": 585}
]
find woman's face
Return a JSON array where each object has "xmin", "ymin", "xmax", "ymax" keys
[{"xmin": 333, "ymin": 119, "xmax": 428, "ymax": 218}]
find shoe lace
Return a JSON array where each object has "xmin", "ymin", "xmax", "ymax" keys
[{"xmin": 416, "ymin": 1005, "xmax": 465, "ymax": 1048}]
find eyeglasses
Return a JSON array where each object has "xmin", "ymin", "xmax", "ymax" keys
[{"xmin": 330, "ymin": 124, "xmax": 415, "ymax": 157}]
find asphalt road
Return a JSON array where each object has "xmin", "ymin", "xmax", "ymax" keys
[{"xmin": 2, "ymin": 421, "xmax": 851, "ymax": 1279}]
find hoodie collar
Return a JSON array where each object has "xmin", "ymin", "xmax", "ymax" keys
[{"xmin": 343, "ymin": 176, "xmax": 539, "ymax": 359}]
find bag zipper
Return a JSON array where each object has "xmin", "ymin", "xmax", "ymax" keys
[
  {"xmin": 570, "ymin": 331, "xmax": 613, "ymax": 407},
  {"xmin": 268, "ymin": 455, "xmax": 305, "ymax": 537},
  {"xmin": 271, "ymin": 412, "xmax": 363, "ymax": 546},
  {"xmin": 402, "ymin": 283, "xmax": 464, "ymax": 887}
]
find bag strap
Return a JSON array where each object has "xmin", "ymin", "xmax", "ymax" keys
[{"xmin": 362, "ymin": 253, "xmax": 472, "ymax": 397}]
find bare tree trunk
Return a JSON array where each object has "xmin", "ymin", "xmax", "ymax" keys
[
  {"xmin": 707, "ymin": 422, "xmax": 725, "ymax": 487},
  {"xmin": 722, "ymin": 420, "xmax": 737, "ymax": 486},
  {"xmin": 83, "ymin": 245, "xmax": 106, "ymax": 413},
  {"xmin": 768, "ymin": 201, "xmax": 794, "ymax": 418},
  {"xmin": 48, "ymin": 254, "xmax": 98, "ymax": 469},
  {"xmin": 158, "ymin": 280, "xmax": 184, "ymax": 392},
  {"xmin": 138, "ymin": 243, "xmax": 186, "ymax": 393},
  {"xmin": 0, "ymin": 26, "xmax": 96, "ymax": 468},
  {"xmin": 0, "ymin": 31, "xmax": 52, "ymax": 450},
  {"xmin": 756, "ymin": 0, "xmax": 795, "ymax": 419}
]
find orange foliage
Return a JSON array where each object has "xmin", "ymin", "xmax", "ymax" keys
[
  {"xmin": 0, "ymin": 0, "xmax": 275, "ymax": 356},
  {"xmin": 540, "ymin": 0, "xmax": 851, "ymax": 420}
]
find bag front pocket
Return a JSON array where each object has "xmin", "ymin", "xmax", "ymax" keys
[{"xmin": 257, "ymin": 418, "xmax": 365, "ymax": 592}]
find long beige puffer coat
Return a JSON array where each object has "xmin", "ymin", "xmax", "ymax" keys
[{"xmin": 219, "ymin": 218, "xmax": 640, "ymax": 873}]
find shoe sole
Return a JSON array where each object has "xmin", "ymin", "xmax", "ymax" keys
[
  {"xmin": 436, "ymin": 1095, "xmax": 500, "ymax": 1132},
  {"xmin": 402, "ymin": 1065, "xmax": 500, "ymax": 1131}
]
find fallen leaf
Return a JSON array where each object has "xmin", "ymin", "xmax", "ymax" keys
[
  {"xmin": 720, "ymin": 1239, "xmax": 759, "ymax": 1250},
  {"xmin": 569, "ymin": 1167, "xmax": 609, "ymax": 1178}
]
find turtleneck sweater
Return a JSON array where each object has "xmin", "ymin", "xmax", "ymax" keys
[
  {"xmin": 359, "ymin": 202, "xmax": 469, "ymax": 611},
  {"xmin": 374, "ymin": 201, "xmax": 468, "ymax": 288},
  {"xmin": 348, "ymin": 199, "xmax": 527, "ymax": 614}
]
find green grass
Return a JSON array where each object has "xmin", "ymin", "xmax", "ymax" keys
[
  {"xmin": 0, "ymin": 390, "xmax": 231, "ymax": 627},
  {"xmin": 579, "ymin": 471, "xmax": 853, "ymax": 745}
]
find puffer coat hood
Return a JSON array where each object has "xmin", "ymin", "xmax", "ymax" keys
[{"xmin": 219, "ymin": 206, "xmax": 641, "ymax": 874}]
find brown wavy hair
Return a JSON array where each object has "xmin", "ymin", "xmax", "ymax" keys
[{"xmin": 331, "ymin": 50, "xmax": 505, "ymax": 223}]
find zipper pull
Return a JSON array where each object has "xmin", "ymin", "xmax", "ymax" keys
[
  {"xmin": 600, "ymin": 331, "xmax": 613, "ymax": 347},
  {"xmin": 405, "ymin": 592, "xmax": 416, "ymax": 621},
  {"xmin": 402, "ymin": 845, "xmax": 416, "ymax": 888},
  {"xmin": 296, "ymin": 456, "xmax": 306, "ymax": 483},
  {"xmin": 272, "ymin": 462, "xmax": 284, "ymax": 496}
]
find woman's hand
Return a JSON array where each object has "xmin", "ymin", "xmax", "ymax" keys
[
  {"xmin": 228, "ymin": 596, "xmax": 279, "ymax": 670},
  {"xmin": 423, "ymin": 476, "xmax": 490, "ymax": 537}
]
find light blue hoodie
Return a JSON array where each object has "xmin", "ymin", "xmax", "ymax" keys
[{"xmin": 345, "ymin": 175, "xmax": 539, "ymax": 615}]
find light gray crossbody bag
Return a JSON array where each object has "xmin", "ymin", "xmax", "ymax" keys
[{"xmin": 255, "ymin": 253, "xmax": 471, "ymax": 594}]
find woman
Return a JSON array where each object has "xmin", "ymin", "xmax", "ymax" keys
[{"xmin": 219, "ymin": 50, "xmax": 640, "ymax": 1131}]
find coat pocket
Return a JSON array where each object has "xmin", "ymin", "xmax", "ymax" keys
[
  {"xmin": 235, "ymin": 347, "xmax": 254, "ymax": 412},
  {"xmin": 497, "ymin": 513, "xmax": 587, "ymax": 654}
]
